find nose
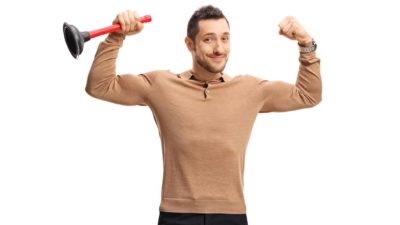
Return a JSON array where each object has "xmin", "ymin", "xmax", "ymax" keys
[{"xmin": 213, "ymin": 40, "xmax": 224, "ymax": 54}]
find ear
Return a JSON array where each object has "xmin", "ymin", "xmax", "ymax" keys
[{"xmin": 185, "ymin": 36, "xmax": 194, "ymax": 52}]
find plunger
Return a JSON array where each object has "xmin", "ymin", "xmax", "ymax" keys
[{"xmin": 63, "ymin": 15, "xmax": 152, "ymax": 59}]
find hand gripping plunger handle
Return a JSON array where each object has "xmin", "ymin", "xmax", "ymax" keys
[
  {"xmin": 89, "ymin": 15, "xmax": 152, "ymax": 39},
  {"xmin": 63, "ymin": 15, "xmax": 152, "ymax": 58}
]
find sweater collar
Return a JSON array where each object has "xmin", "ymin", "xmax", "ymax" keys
[{"xmin": 178, "ymin": 70, "xmax": 232, "ymax": 82}]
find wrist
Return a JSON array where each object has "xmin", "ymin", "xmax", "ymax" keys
[
  {"xmin": 298, "ymin": 39, "xmax": 317, "ymax": 53},
  {"xmin": 298, "ymin": 37, "xmax": 313, "ymax": 47},
  {"xmin": 105, "ymin": 32, "xmax": 126, "ymax": 45},
  {"xmin": 107, "ymin": 32, "xmax": 125, "ymax": 40}
]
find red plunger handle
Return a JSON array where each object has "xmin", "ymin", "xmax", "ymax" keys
[{"xmin": 89, "ymin": 15, "xmax": 152, "ymax": 39}]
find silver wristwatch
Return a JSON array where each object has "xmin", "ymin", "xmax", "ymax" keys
[{"xmin": 299, "ymin": 39, "xmax": 317, "ymax": 53}]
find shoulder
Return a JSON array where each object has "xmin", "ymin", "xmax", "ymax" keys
[
  {"xmin": 140, "ymin": 70, "xmax": 177, "ymax": 82},
  {"xmin": 233, "ymin": 74, "xmax": 268, "ymax": 84},
  {"xmin": 233, "ymin": 74, "xmax": 287, "ymax": 94},
  {"xmin": 141, "ymin": 70, "xmax": 174, "ymax": 77}
]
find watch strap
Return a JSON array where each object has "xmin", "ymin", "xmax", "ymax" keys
[{"xmin": 299, "ymin": 39, "xmax": 317, "ymax": 53}]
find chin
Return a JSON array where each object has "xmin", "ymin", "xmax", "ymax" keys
[
  {"xmin": 209, "ymin": 64, "xmax": 226, "ymax": 73},
  {"xmin": 214, "ymin": 65, "xmax": 226, "ymax": 73}
]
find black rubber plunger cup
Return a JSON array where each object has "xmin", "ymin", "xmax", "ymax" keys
[{"xmin": 63, "ymin": 15, "xmax": 152, "ymax": 59}]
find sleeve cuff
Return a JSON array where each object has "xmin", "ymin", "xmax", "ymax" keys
[
  {"xmin": 299, "ymin": 51, "xmax": 319, "ymax": 64},
  {"xmin": 105, "ymin": 32, "xmax": 126, "ymax": 45}
]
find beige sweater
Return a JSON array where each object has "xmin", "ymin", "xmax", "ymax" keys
[{"xmin": 86, "ymin": 33, "xmax": 322, "ymax": 214}]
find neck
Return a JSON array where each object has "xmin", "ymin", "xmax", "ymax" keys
[{"xmin": 191, "ymin": 66, "xmax": 222, "ymax": 81}]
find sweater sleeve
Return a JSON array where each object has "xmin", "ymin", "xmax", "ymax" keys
[
  {"xmin": 259, "ymin": 52, "xmax": 322, "ymax": 113},
  {"xmin": 85, "ymin": 33, "xmax": 152, "ymax": 106}
]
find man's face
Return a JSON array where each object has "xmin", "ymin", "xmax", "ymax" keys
[{"xmin": 191, "ymin": 19, "xmax": 230, "ymax": 74}]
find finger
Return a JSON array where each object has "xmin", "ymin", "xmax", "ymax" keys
[
  {"xmin": 278, "ymin": 21, "xmax": 288, "ymax": 32},
  {"xmin": 278, "ymin": 16, "xmax": 288, "ymax": 26},
  {"xmin": 279, "ymin": 22, "xmax": 291, "ymax": 36},
  {"xmin": 285, "ymin": 23, "xmax": 296, "ymax": 38},
  {"xmin": 286, "ymin": 16, "xmax": 295, "ymax": 24},
  {"xmin": 135, "ymin": 22, "xmax": 144, "ymax": 32},
  {"xmin": 117, "ymin": 13, "xmax": 126, "ymax": 33},
  {"xmin": 278, "ymin": 18, "xmax": 292, "ymax": 35},
  {"xmin": 128, "ymin": 10, "xmax": 138, "ymax": 33},
  {"xmin": 133, "ymin": 11, "xmax": 140, "ymax": 25},
  {"xmin": 133, "ymin": 11, "xmax": 143, "ymax": 32},
  {"xmin": 279, "ymin": 16, "xmax": 292, "ymax": 28},
  {"xmin": 127, "ymin": 10, "xmax": 135, "ymax": 31},
  {"xmin": 122, "ymin": 11, "xmax": 130, "ymax": 33}
]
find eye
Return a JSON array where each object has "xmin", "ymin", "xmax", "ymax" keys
[
  {"xmin": 222, "ymin": 36, "xmax": 230, "ymax": 42},
  {"xmin": 203, "ymin": 38, "xmax": 212, "ymax": 43}
]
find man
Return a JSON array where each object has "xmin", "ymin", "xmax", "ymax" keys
[{"xmin": 86, "ymin": 5, "xmax": 321, "ymax": 225}]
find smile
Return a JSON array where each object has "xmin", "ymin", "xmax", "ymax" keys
[{"xmin": 209, "ymin": 55, "xmax": 225, "ymax": 62}]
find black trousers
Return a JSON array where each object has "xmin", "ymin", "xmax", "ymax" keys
[{"xmin": 158, "ymin": 211, "xmax": 248, "ymax": 225}]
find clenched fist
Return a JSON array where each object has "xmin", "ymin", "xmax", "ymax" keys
[
  {"xmin": 113, "ymin": 10, "xmax": 144, "ymax": 36},
  {"xmin": 279, "ymin": 16, "xmax": 312, "ymax": 46}
]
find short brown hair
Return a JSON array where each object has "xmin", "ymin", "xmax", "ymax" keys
[{"xmin": 187, "ymin": 5, "xmax": 230, "ymax": 41}]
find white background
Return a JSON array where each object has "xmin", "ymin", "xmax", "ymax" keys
[{"xmin": 1, "ymin": 0, "xmax": 399, "ymax": 224}]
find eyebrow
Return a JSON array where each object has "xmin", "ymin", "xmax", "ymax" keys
[{"xmin": 202, "ymin": 32, "xmax": 230, "ymax": 37}]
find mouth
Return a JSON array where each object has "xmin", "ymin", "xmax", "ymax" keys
[{"xmin": 208, "ymin": 54, "xmax": 226, "ymax": 62}]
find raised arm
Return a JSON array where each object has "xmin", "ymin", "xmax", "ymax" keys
[
  {"xmin": 86, "ymin": 10, "xmax": 151, "ymax": 106},
  {"xmin": 259, "ymin": 16, "xmax": 322, "ymax": 113}
]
